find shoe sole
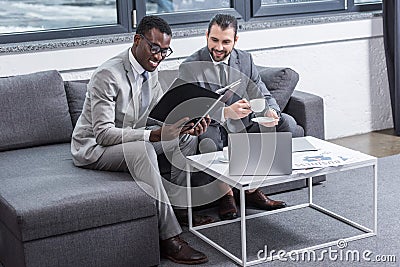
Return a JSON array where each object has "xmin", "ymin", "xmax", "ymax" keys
[
  {"xmin": 219, "ymin": 212, "xmax": 238, "ymax": 220},
  {"xmin": 177, "ymin": 217, "xmax": 215, "ymax": 227},
  {"xmin": 247, "ymin": 203, "xmax": 287, "ymax": 210},
  {"xmin": 162, "ymin": 254, "xmax": 209, "ymax": 265}
]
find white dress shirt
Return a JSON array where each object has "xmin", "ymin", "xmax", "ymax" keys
[{"xmin": 129, "ymin": 49, "xmax": 152, "ymax": 141}]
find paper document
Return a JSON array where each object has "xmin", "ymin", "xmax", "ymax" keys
[{"xmin": 292, "ymin": 150, "xmax": 349, "ymax": 170}]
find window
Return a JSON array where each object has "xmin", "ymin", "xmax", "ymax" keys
[
  {"xmin": 136, "ymin": 0, "xmax": 245, "ymax": 26},
  {"xmin": 0, "ymin": 0, "xmax": 382, "ymax": 44},
  {"xmin": 0, "ymin": 0, "xmax": 132, "ymax": 43},
  {"xmin": 252, "ymin": 0, "xmax": 345, "ymax": 17},
  {"xmin": 349, "ymin": 0, "xmax": 382, "ymax": 11},
  {"xmin": 354, "ymin": 0, "xmax": 381, "ymax": 3},
  {"xmin": 0, "ymin": 0, "xmax": 117, "ymax": 34},
  {"xmin": 135, "ymin": 0, "xmax": 381, "ymax": 26},
  {"xmin": 145, "ymin": 0, "xmax": 231, "ymax": 14}
]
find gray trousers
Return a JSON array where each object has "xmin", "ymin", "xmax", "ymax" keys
[{"xmin": 84, "ymin": 135, "xmax": 197, "ymax": 240}]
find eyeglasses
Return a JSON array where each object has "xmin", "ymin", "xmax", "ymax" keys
[{"xmin": 139, "ymin": 34, "xmax": 173, "ymax": 57}]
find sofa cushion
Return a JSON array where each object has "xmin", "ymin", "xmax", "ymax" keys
[
  {"xmin": 0, "ymin": 143, "xmax": 157, "ymax": 242},
  {"xmin": 64, "ymin": 81, "xmax": 87, "ymax": 127},
  {"xmin": 0, "ymin": 70, "xmax": 73, "ymax": 152},
  {"xmin": 257, "ymin": 66, "xmax": 299, "ymax": 110}
]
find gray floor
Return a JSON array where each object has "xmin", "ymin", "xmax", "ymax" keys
[
  {"xmin": 2, "ymin": 130, "xmax": 397, "ymax": 267},
  {"xmin": 161, "ymin": 129, "xmax": 400, "ymax": 266},
  {"xmin": 330, "ymin": 128, "xmax": 400, "ymax": 158}
]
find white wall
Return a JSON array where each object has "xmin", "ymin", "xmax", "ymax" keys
[{"xmin": 0, "ymin": 17, "xmax": 391, "ymax": 139}]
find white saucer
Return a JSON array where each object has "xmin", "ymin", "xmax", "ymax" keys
[
  {"xmin": 218, "ymin": 157, "xmax": 229, "ymax": 163},
  {"xmin": 251, "ymin": 117, "xmax": 275, "ymax": 124}
]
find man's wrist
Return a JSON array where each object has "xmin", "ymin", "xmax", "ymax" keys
[
  {"xmin": 220, "ymin": 108, "xmax": 226, "ymax": 123},
  {"xmin": 269, "ymin": 108, "xmax": 281, "ymax": 116},
  {"xmin": 273, "ymin": 108, "xmax": 281, "ymax": 117},
  {"xmin": 266, "ymin": 108, "xmax": 281, "ymax": 117},
  {"xmin": 223, "ymin": 107, "xmax": 230, "ymax": 119},
  {"xmin": 149, "ymin": 129, "xmax": 161, "ymax": 142}
]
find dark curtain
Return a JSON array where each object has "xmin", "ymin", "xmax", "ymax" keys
[{"xmin": 383, "ymin": 0, "xmax": 400, "ymax": 135}]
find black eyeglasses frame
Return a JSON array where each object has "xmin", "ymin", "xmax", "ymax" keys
[{"xmin": 139, "ymin": 34, "xmax": 173, "ymax": 58}]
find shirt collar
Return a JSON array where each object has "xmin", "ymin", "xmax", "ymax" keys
[
  {"xmin": 209, "ymin": 52, "xmax": 230, "ymax": 65},
  {"xmin": 129, "ymin": 48, "xmax": 145, "ymax": 76}
]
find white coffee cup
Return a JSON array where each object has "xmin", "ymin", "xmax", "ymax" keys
[
  {"xmin": 223, "ymin": 146, "xmax": 229, "ymax": 161},
  {"xmin": 250, "ymin": 98, "xmax": 265, "ymax": 113}
]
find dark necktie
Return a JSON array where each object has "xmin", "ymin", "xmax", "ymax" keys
[
  {"xmin": 140, "ymin": 71, "xmax": 150, "ymax": 116},
  {"xmin": 219, "ymin": 63, "xmax": 227, "ymax": 87}
]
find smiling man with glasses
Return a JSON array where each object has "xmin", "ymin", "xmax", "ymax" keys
[{"xmin": 71, "ymin": 15, "xmax": 210, "ymax": 265}]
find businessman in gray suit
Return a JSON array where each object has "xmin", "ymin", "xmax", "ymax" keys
[
  {"xmin": 179, "ymin": 14, "xmax": 300, "ymax": 220},
  {"xmin": 71, "ymin": 16, "xmax": 209, "ymax": 264}
]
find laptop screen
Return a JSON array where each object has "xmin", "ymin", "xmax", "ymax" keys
[{"xmin": 228, "ymin": 132, "xmax": 292, "ymax": 176}]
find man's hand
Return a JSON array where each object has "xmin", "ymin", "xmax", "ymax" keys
[
  {"xmin": 223, "ymin": 99, "xmax": 252, "ymax": 120},
  {"xmin": 260, "ymin": 108, "xmax": 279, "ymax": 127},
  {"xmin": 150, "ymin": 117, "xmax": 192, "ymax": 142},
  {"xmin": 179, "ymin": 115, "xmax": 211, "ymax": 136},
  {"xmin": 150, "ymin": 116, "xmax": 212, "ymax": 142},
  {"xmin": 191, "ymin": 115, "xmax": 211, "ymax": 136}
]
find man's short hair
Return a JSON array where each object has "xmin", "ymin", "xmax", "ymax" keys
[
  {"xmin": 208, "ymin": 14, "xmax": 238, "ymax": 37},
  {"xmin": 136, "ymin": 15, "xmax": 172, "ymax": 36}
]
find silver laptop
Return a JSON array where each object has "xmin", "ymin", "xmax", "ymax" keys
[{"xmin": 228, "ymin": 132, "xmax": 292, "ymax": 176}]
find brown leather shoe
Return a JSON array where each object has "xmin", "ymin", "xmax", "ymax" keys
[
  {"xmin": 160, "ymin": 235, "xmax": 208, "ymax": 264},
  {"xmin": 174, "ymin": 209, "xmax": 215, "ymax": 227},
  {"xmin": 246, "ymin": 189, "xmax": 287, "ymax": 210},
  {"xmin": 218, "ymin": 194, "xmax": 238, "ymax": 220}
]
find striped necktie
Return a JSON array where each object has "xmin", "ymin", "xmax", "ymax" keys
[{"xmin": 219, "ymin": 63, "xmax": 227, "ymax": 87}]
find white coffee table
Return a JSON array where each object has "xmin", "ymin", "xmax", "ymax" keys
[{"xmin": 185, "ymin": 136, "xmax": 377, "ymax": 266}]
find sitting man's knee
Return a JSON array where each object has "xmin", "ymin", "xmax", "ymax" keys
[
  {"xmin": 124, "ymin": 141, "xmax": 157, "ymax": 159},
  {"xmin": 278, "ymin": 113, "xmax": 304, "ymax": 137}
]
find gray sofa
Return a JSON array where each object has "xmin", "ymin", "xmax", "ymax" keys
[{"xmin": 0, "ymin": 66, "xmax": 324, "ymax": 267}]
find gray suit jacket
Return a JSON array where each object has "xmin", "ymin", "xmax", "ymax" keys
[
  {"xmin": 179, "ymin": 47, "xmax": 280, "ymax": 132},
  {"xmin": 71, "ymin": 49, "xmax": 163, "ymax": 166}
]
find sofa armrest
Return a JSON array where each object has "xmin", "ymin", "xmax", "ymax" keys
[{"xmin": 283, "ymin": 90, "xmax": 325, "ymax": 139}]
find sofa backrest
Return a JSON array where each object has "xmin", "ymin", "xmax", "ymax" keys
[
  {"xmin": 0, "ymin": 70, "xmax": 73, "ymax": 152},
  {"xmin": 0, "ymin": 66, "xmax": 299, "ymax": 152}
]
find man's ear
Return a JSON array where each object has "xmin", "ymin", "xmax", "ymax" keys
[
  {"xmin": 206, "ymin": 30, "xmax": 209, "ymax": 39},
  {"xmin": 234, "ymin": 35, "xmax": 239, "ymax": 43},
  {"xmin": 133, "ymin": 34, "xmax": 141, "ymax": 47}
]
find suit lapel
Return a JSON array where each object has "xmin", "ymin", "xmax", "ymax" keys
[
  {"xmin": 228, "ymin": 49, "xmax": 241, "ymax": 85},
  {"xmin": 198, "ymin": 48, "xmax": 217, "ymax": 90},
  {"xmin": 122, "ymin": 49, "xmax": 141, "ymax": 121}
]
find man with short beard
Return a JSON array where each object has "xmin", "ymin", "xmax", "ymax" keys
[{"xmin": 179, "ymin": 14, "xmax": 302, "ymax": 221}]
